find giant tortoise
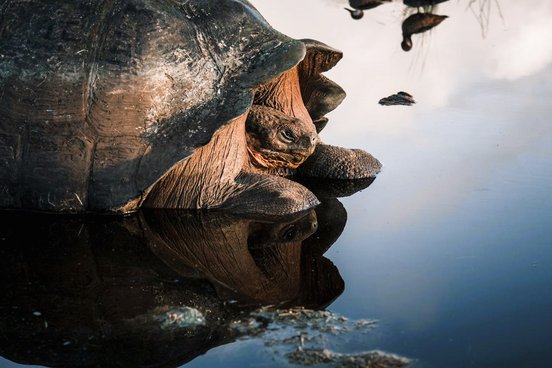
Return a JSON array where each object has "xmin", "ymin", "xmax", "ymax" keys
[{"xmin": 0, "ymin": 0, "xmax": 381, "ymax": 215}]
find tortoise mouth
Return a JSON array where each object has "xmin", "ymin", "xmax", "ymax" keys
[{"xmin": 247, "ymin": 143, "xmax": 314, "ymax": 170}]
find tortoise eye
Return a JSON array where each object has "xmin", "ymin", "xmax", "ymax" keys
[
  {"xmin": 282, "ymin": 225, "xmax": 297, "ymax": 241},
  {"xmin": 281, "ymin": 129, "xmax": 296, "ymax": 143}
]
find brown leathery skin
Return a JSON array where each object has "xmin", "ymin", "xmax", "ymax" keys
[
  {"xmin": 248, "ymin": 210, "xmax": 318, "ymax": 248},
  {"xmin": 223, "ymin": 171, "xmax": 320, "ymax": 215},
  {"xmin": 253, "ymin": 66, "xmax": 313, "ymax": 125},
  {"xmin": 143, "ymin": 113, "xmax": 320, "ymax": 215},
  {"xmin": 144, "ymin": 114, "xmax": 248, "ymax": 211}
]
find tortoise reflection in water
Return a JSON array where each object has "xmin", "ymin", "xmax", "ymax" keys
[
  {"xmin": 145, "ymin": 208, "xmax": 341, "ymax": 306},
  {"xmin": 0, "ymin": 201, "xmax": 347, "ymax": 367},
  {"xmin": 0, "ymin": 0, "xmax": 380, "ymax": 216}
]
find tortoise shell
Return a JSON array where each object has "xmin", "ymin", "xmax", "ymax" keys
[{"xmin": 0, "ymin": 0, "xmax": 316, "ymax": 212}]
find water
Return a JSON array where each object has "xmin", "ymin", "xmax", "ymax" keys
[
  {"xmin": 1, "ymin": 1, "xmax": 552, "ymax": 367},
  {"xmin": 254, "ymin": 1, "xmax": 552, "ymax": 366}
]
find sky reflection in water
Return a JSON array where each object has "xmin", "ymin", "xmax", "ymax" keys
[{"xmin": 188, "ymin": 1, "xmax": 552, "ymax": 367}]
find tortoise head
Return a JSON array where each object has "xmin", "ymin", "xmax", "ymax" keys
[{"xmin": 246, "ymin": 105, "xmax": 318, "ymax": 171}]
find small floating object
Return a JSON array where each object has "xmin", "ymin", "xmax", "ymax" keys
[
  {"xmin": 401, "ymin": 13, "xmax": 448, "ymax": 51},
  {"xmin": 345, "ymin": 0, "xmax": 392, "ymax": 20},
  {"xmin": 378, "ymin": 91, "xmax": 416, "ymax": 106}
]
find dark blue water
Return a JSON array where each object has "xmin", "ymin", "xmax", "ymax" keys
[
  {"xmin": 1, "ymin": 1, "xmax": 551, "ymax": 368},
  {"xmin": 189, "ymin": 1, "xmax": 552, "ymax": 366}
]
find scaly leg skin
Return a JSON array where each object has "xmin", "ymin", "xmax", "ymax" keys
[
  {"xmin": 221, "ymin": 172, "xmax": 320, "ymax": 216},
  {"xmin": 297, "ymin": 143, "xmax": 382, "ymax": 179}
]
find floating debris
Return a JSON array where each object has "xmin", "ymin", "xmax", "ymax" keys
[
  {"xmin": 231, "ymin": 307, "xmax": 409, "ymax": 367},
  {"xmin": 379, "ymin": 91, "xmax": 416, "ymax": 106},
  {"xmin": 154, "ymin": 306, "xmax": 206, "ymax": 329},
  {"xmin": 247, "ymin": 307, "xmax": 376, "ymax": 334},
  {"xmin": 124, "ymin": 305, "xmax": 207, "ymax": 330},
  {"xmin": 288, "ymin": 348, "xmax": 412, "ymax": 368},
  {"xmin": 231, "ymin": 306, "xmax": 376, "ymax": 341}
]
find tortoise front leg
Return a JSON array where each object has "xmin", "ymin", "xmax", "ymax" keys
[{"xmin": 297, "ymin": 143, "xmax": 382, "ymax": 180}]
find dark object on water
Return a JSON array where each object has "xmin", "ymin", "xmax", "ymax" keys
[
  {"xmin": 403, "ymin": 0, "xmax": 449, "ymax": 9},
  {"xmin": 379, "ymin": 91, "xmax": 416, "ymax": 106},
  {"xmin": 345, "ymin": 0, "xmax": 392, "ymax": 20},
  {"xmin": 401, "ymin": 13, "xmax": 448, "ymax": 51}
]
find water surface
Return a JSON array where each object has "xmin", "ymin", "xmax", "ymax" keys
[
  {"xmin": 190, "ymin": 1, "xmax": 552, "ymax": 366},
  {"xmin": 1, "ymin": 1, "xmax": 552, "ymax": 367}
]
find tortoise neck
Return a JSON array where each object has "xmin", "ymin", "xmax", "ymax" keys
[
  {"xmin": 143, "ymin": 114, "xmax": 247, "ymax": 209},
  {"xmin": 253, "ymin": 66, "xmax": 312, "ymax": 124}
]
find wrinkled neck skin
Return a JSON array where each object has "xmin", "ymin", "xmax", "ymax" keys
[
  {"xmin": 254, "ymin": 66, "xmax": 313, "ymax": 125},
  {"xmin": 144, "ymin": 66, "xmax": 315, "ymax": 209},
  {"xmin": 144, "ymin": 114, "xmax": 248, "ymax": 209},
  {"xmin": 143, "ymin": 109, "xmax": 319, "ymax": 214}
]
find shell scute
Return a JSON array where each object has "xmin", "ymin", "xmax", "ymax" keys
[{"xmin": 20, "ymin": 133, "xmax": 94, "ymax": 211}]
